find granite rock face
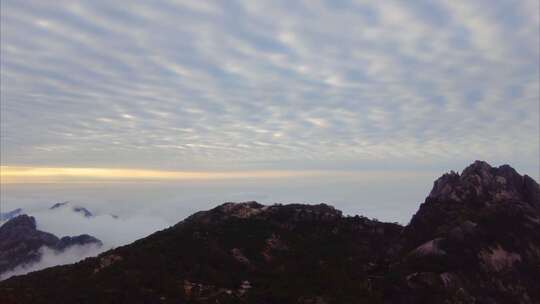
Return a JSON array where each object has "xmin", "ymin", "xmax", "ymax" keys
[
  {"xmin": 0, "ymin": 161, "xmax": 538, "ymax": 304},
  {"xmin": 406, "ymin": 160, "xmax": 540, "ymax": 245},
  {"xmin": 427, "ymin": 160, "xmax": 539, "ymax": 206},
  {"xmin": 399, "ymin": 161, "xmax": 540, "ymax": 303}
]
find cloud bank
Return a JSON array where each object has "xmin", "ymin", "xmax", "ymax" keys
[
  {"xmin": 0, "ymin": 0, "xmax": 538, "ymax": 175},
  {"xmin": 29, "ymin": 204, "xmax": 171, "ymax": 247},
  {"xmin": 0, "ymin": 244, "xmax": 103, "ymax": 281},
  {"xmin": 0, "ymin": 201, "xmax": 172, "ymax": 280}
]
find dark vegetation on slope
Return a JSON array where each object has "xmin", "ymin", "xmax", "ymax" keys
[{"xmin": 0, "ymin": 161, "xmax": 538, "ymax": 304}]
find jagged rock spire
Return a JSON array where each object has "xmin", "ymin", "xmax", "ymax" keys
[{"xmin": 428, "ymin": 160, "xmax": 539, "ymax": 207}]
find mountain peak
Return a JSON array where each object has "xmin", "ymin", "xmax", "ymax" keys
[
  {"xmin": 73, "ymin": 207, "xmax": 93, "ymax": 218},
  {"xmin": 461, "ymin": 160, "xmax": 492, "ymax": 175},
  {"xmin": 0, "ymin": 215, "xmax": 36, "ymax": 232},
  {"xmin": 49, "ymin": 202, "xmax": 69, "ymax": 210},
  {"xmin": 0, "ymin": 215, "xmax": 103, "ymax": 276},
  {"xmin": 185, "ymin": 201, "xmax": 343, "ymax": 226},
  {"xmin": 56, "ymin": 235, "xmax": 103, "ymax": 251},
  {"xmin": 218, "ymin": 201, "xmax": 266, "ymax": 218},
  {"xmin": 428, "ymin": 161, "xmax": 539, "ymax": 206},
  {"xmin": 49, "ymin": 202, "xmax": 94, "ymax": 218}
]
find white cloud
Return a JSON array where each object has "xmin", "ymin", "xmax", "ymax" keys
[
  {"xmin": 30, "ymin": 207, "xmax": 171, "ymax": 248},
  {"xmin": 0, "ymin": 244, "xmax": 103, "ymax": 281},
  {"xmin": 0, "ymin": 200, "xmax": 173, "ymax": 279}
]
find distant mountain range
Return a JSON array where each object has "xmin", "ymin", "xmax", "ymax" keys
[
  {"xmin": 49, "ymin": 201, "xmax": 95, "ymax": 218},
  {"xmin": 1, "ymin": 161, "xmax": 539, "ymax": 303},
  {"xmin": 1, "ymin": 201, "xmax": 119, "ymax": 224},
  {"xmin": 0, "ymin": 202, "xmax": 105, "ymax": 279}
]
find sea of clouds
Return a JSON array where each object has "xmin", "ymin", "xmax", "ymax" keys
[{"xmin": 0, "ymin": 168, "xmax": 492, "ymax": 279}]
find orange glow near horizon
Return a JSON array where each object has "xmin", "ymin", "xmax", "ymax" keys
[{"xmin": 0, "ymin": 166, "xmax": 316, "ymax": 184}]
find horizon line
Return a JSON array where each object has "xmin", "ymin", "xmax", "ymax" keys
[{"xmin": 0, "ymin": 165, "xmax": 438, "ymax": 184}]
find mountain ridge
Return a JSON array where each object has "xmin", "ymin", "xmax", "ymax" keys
[{"xmin": 1, "ymin": 161, "xmax": 538, "ymax": 303}]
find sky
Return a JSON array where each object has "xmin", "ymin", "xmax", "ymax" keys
[
  {"xmin": 1, "ymin": 0, "xmax": 538, "ymax": 176},
  {"xmin": 0, "ymin": 0, "xmax": 539, "ymax": 217}
]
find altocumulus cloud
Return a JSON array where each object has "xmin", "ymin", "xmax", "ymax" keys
[{"xmin": 0, "ymin": 0, "xmax": 538, "ymax": 175}]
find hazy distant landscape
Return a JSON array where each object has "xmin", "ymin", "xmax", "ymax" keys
[{"xmin": 1, "ymin": 171, "xmax": 440, "ymax": 223}]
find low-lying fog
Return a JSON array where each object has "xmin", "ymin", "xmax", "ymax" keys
[{"xmin": 1, "ymin": 171, "xmax": 439, "ymax": 279}]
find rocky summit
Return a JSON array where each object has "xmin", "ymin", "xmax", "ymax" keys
[
  {"xmin": 0, "ymin": 215, "xmax": 102, "ymax": 276},
  {"xmin": 0, "ymin": 161, "xmax": 538, "ymax": 304}
]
